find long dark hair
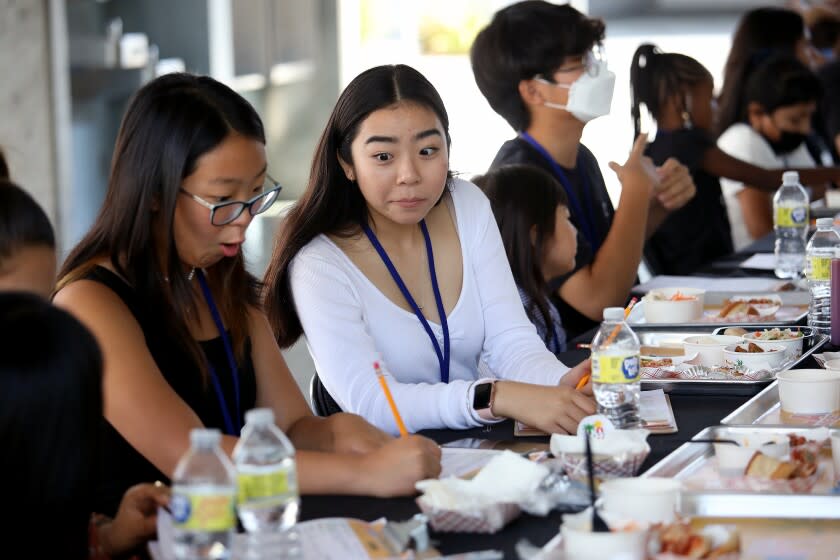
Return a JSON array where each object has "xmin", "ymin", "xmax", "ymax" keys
[
  {"xmin": 0, "ymin": 292, "xmax": 103, "ymax": 556},
  {"xmin": 57, "ymin": 73, "xmax": 264, "ymax": 372},
  {"xmin": 264, "ymin": 64, "xmax": 452, "ymax": 347},
  {"xmin": 716, "ymin": 7, "xmax": 805, "ymax": 137},
  {"xmin": 630, "ymin": 43, "xmax": 712, "ymax": 139},
  {"xmin": 473, "ymin": 164, "xmax": 567, "ymax": 348}
]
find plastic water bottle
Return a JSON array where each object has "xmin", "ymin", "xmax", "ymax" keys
[
  {"xmin": 171, "ymin": 429, "xmax": 237, "ymax": 560},
  {"xmin": 233, "ymin": 408, "xmax": 300, "ymax": 559},
  {"xmin": 590, "ymin": 307, "xmax": 641, "ymax": 429},
  {"xmin": 773, "ymin": 171, "xmax": 810, "ymax": 279},
  {"xmin": 806, "ymin": 217, "xmax": 840, "ymax": 334}
]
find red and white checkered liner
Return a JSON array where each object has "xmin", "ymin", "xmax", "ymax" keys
[
  {"xmin": 415, "ymin": 497, "xmax": 521, "ymax": 533},
  {"xmin": 641, "ymin": 364, "xmax": 774, "ymax": 382},
  {"xmin": 557, "ymin": 447, "xmax": 650, "ymax": 482}
]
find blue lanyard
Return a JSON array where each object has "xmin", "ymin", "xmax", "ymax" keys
[
  {"xmin": 196, "ymin": 269, "xmax": 242, "ymax": 436},
  {"xmin": 519, "ymin": 132, "xmax": 601, "ymax": 252},
  {"xmin": 362, "ymin": 220, "xmax": 451, "ymax": 383}
]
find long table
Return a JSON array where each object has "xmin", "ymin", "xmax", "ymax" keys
[{"xmin": 299, "ymin": 349, "xmax": 761, "ymax": 557}]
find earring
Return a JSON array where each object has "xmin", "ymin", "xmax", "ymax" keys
[{"xmin": 681, "ymin": 93, "xmax": 693, "ymax": 129}]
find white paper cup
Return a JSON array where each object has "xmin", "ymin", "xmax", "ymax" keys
[
  {"xmin": 561, "ymin": 510, "xmax": 648, "ymax": 560},
  {"xmin": 830, "ymin": 429, "xmax": 840, "ymax": 484},
  {"xmin": 776, "ymin": 369, "xmax": 840, "ymax": 414},
  {"xmin": 642, "ymin": 287, "xmax": 705, "ymax": 323},
  {"xmin": 683, "ymin": 335, "xmax": 743, "ymax": 367},
  {"xmin": 598, "ymin": 477, "xmax": 681, "ymax": 523}
]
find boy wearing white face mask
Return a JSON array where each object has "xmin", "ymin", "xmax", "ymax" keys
[{"xmin": 471, "ymin": 1, "xmax": 697, "ymax": 339}]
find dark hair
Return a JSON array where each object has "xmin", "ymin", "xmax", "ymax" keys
[
  {"xmin": 630, "ymin": 43, "xmax": 712, "ymax": 138},
  {"xmin": 0, "ymin": 292, "xmax": 103, "ymax": 555},
  {"xmin": 810, "ymin": 14, "xmax": 840, "ymax": 50},
  {"xmin": 0, "ymin": 147, "xmax": 9, "ymax": 180},
  {"xmin": 743, "ymin": 55, "xmax": 822, "ymax": 116},
  {"xmin": 472, "ymin": 164, "xmax": 568, "ymax": 348},
  {"xmin": 58, "ymin": 73, "xmax": 264, "ymax": 373},
  {"xmin": 470, "ymin": 0, "xmax": 605, "ymax": 131},
  {"xmin": 264, "ymin": 64, "xmax": 452, "ymax": 347},
  {"xmin": 716, "ymin": 7, "xmax": 806, "ymax": 136},
  {"xmin": 0, "ymin": 181, "xmax": 56, "ymax": 263}
]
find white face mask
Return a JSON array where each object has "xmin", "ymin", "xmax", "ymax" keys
[{"xmin": 537, "ymin": 61, "xmax": 616, "ymax": 123}]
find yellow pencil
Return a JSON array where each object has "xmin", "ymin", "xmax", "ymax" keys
[{"xmin": 374, "ymin": 361, "xmax": 408, "ymax": 437}]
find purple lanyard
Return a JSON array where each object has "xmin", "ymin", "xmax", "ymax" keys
[
  {"xmin": 196, "ymin": 269, "xmax": 242, "ymax": 436},
  {"xmin": 362, "ymin": 220, "xmax": 451, "ymax": 383},
  {"xmin": 519, "ymin": 132, "xmax": 601, "ymax": 253}
]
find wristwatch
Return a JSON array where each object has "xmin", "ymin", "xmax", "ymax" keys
[{"xmin": 472, "ymin": 380, "xmax": 501, "ymax": 421}]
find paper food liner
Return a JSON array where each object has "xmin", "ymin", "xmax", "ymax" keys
[
  {"xmin": 655, "ymin": 554, "xmax": 740, "ymax": 560},
  {"xmin": 557, "ymin": 449, "xmax": 650, "ymax": 482},
  {"xmin": 684, "ymin": 465, "xmax": 822, "ymax": 494},
  {"xmin": 642, "ymin": 363, "xmax": 778, "ymax": 382},
  {"xmin": 416, "ymin": 497, "xmax": 520, "ymax": 533}
]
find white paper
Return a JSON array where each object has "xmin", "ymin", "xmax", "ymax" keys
[
  {"xmin": 634, "ymin": 275, "xmax": 786, "ymax": 293},
  {"xmin": 440, "ymin": 447, "xmax": 503, "ymax": 478},
  {"xmin": 739, "ymin": 253, "xmax": 776, "ymax": 270},
  {"xmin": 640, "ymin": 389, "xmax": 676, "ymax": 429}
]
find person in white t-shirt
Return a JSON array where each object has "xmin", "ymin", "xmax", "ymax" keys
[
  {"xmin": 718, "ymin": 55, "xmax": 826, "ymax": 250},
  {"xmin": 263, "ymin": 64, "xmax": 605, "ymax": 436}
]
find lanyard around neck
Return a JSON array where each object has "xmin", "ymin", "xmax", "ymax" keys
[
  {"xmin": 519, "ymin": 132, "xmax": 601, "ymax": 253},
  {"xmin": 196, "ymin": 269, "xmax": 242, "ymax": 436},
  {"xmin": 362, "ymin": 220, "xmax": 451, "ymax": 383}
]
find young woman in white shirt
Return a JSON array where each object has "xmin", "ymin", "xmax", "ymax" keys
[{"xmin": 263, "ymin": 65, "xmax": 614, "ymax": 436}]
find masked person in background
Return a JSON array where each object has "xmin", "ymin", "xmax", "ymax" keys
[
  {"xmin": 717, "ymin": 55, "xmax": 826, "ymax": 250},
  {"xmin": 470, "ymin": 0, "xmax": 696, "ymax": 340}
]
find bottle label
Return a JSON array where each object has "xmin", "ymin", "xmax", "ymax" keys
[
  {"xmin": 237, "ymin": 463, "xmax": 295, "ymax": 505},
  {"xmin": 170, "ymin": 487, "xmax": 236, "ymax": 532},
  {"xmin": 591, "ymin": 353, "xmax": 640, "ymax": 384},
  {"xmin": 775, "ymin": 205, "xmax": 808, "ymax": 227},
  {"xmin": 808, "ymin": 256, "xmax": 832, "ymax": 281}
]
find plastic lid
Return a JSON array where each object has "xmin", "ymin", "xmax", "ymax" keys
[
  {"xmin": 190, "ymin": 428, "xmax": 222, "ymax": 447},
  {"xmin": 245, "ymin": 408, "xmax": 275, "ymax": 426},
  {"xmin": 782, "ymin": 171, "xmax": 799, "ymax": 185},
  {"xmin": 603, "ymin": 307, "xmax": 624, "ymax": 321},
  {"xmin": 816, "ymin": 217, "xmax": 834, "ymax": 228}
]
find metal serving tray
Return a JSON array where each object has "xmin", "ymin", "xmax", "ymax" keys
[
  {"xmin": 722, "ymin": 381, "xmax": 840, "ymax": 427},
  {"xmin": 644, "ymin": 425, "xmax": 838, "ymax": 518},
  {"xmin": 636, "ymin": 329, "xmax": 827, "ymax": 397},
  {"xmin": 627, "ymin": 291, "xmax": 808, "ymax": 330}
]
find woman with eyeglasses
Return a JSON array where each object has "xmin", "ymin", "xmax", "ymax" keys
[{"xmin": 54, "ymin": 73, "xmax": 440, "ymax": 517}]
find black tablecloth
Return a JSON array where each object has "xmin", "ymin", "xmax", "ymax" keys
[{"xmin": 298, "ymin": 350, "xmax": 757, "ymax": 556}]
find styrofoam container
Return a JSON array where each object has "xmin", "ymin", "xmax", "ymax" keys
[
  {"xmin": 683, "ymin": 335, "xmax": 743, "ymax": 367},
  {"xmin": 722, "ymin": 343, "xmax": 787, "ymax": 372},
  {"xmin": 642, "ymin": 287, "xmax": 705, "ymax": 323},
  {"xmin": 561, "ymin": 509, "xmax": 648, "ymax": 560},
  {"xmin": 776, "ymin": 369, "xmax": 840, "ymax": 414},
  {"xmin": 599, "ymin": 477, "xmax": 681, "ymax": 523}
]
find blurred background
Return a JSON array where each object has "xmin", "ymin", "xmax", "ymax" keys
[{"xmin": 0, "ymin": 0, "xmax": 788, "ymax": 395}]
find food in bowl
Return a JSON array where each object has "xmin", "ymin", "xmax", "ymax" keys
[
  {"xmin": 742, "ymin": 328, "xmax": 808, "ymax": 359},
  {"xmin": 654, "ymin": 522, "xmax": 740, "ymax": 558},
  {"xmin": 713, "ymin": 434, "xmax": 788, "ymax": 475},
  {"xmin": 732, "ymin": 342, "xmax": 765, "ymax": 353},
  {"xmin": 642, "ymin": 287, "xmax": 705, "ymax": 323},
  {"xmin": 723, "ymin": 343, "xmax": 787, "ymax": 372}
]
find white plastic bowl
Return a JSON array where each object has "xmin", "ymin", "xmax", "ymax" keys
[
  {"xmin": 642, "ymin": 287, "xmax": 705, "ymax": 323},
  {"xmin": 561, "ymin": 509, "xmax": 648, "ymax": 560},
  {"xmin": 598, "ymin": 477, "xmax": 681, "ymax": 523},
  {"xmin": 683, "ymin": 335, "xmax": 743, "ymax": 367},
  {"xmin": 742, "ymin": 329, "xmax": 807, "ymax": 359},
  {"xmin": 722, "ymin": 343, "xmax": 787, "ymax": 372},
  {"xmin": 776, "ymin": 369, "xmax": 840, "ymax": 414}
]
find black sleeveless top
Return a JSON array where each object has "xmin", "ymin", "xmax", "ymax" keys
[{"xmin": 85, "ymin": 266, "xmax": 257, "ymax": 516}]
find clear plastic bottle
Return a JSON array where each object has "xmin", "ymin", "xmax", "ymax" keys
[
  {"xmin": 171, "ymin": 428, "xmax": 237, "ymax": 560},
  {"xmin": 233, "ymin": 408, "xmax": 300, "ymax": 559},
  {"xmin": 805, "ymin": 217, "xmax": 840, "ymax": 334},
  {"xmin": 590, "ymin": 307, "xmax": 641, "ymax": 429},
  {"xmin": 773, "ymin": 170, "xmax": 810, "ymax": 279}
]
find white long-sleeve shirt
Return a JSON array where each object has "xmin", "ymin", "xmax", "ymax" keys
[{"xmin": 290, "ymin": 178, "xmax": 571, "ymax": 434}]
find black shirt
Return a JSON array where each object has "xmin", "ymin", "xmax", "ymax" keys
[
  {"xmin": 85, "ymin": 266, "xmax": 257, "ymax": 516},
  {"xmin": 644, "ymin": 128, "xmax": 733, "ymax": 275},
  {"xmin": 489, "ymin": 137, "xmax": 614, "ymax": 339}
]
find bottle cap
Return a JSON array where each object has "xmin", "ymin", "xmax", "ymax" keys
[
  {"xmin": 190, "ymin": 428, "xmax": 222, "ymax": 447},
  {"xmin": 816, "ymin": 217, "xmax": 834, "ymax": 229},
  {"xmin": 782, "ymin": 171, "xmax": 799, "ymax": 185},
  {"xmin": 245, "ymin": 408, "xmax": 275, "ymax": 426},
  {"xmin": 603, "ymin": 307, "xmax": 624, "ymax": 321}
]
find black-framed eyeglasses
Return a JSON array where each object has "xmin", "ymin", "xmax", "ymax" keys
[{"xmin": 180, "ymin": 177, "xmax": 282, "ymax": 226}]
